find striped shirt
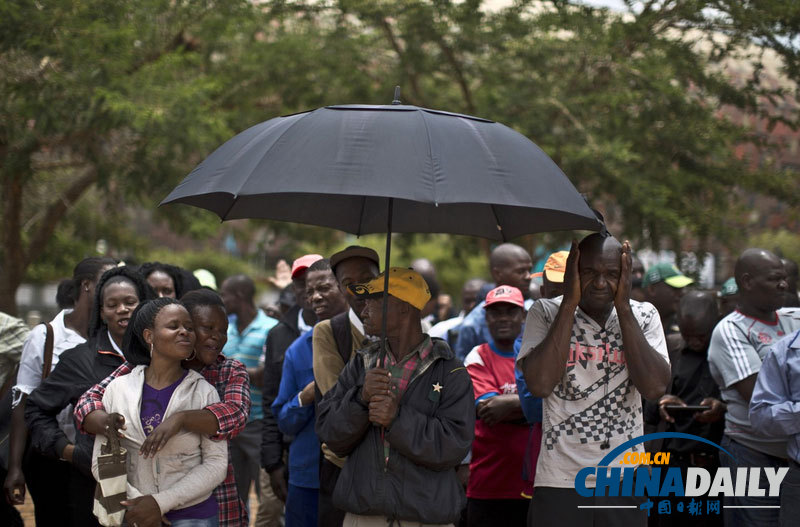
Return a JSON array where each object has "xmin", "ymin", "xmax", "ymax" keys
[
  {"xmin": 708, "ymin": 307, "xmax": 800, "ymax": 458},
  {"xmin": 222, "ymin": 309, "xmax": 277, "ymax": 421},
  {"xmin": 0, "ymin": 312, "xmax": 30, "ymax": 387}
]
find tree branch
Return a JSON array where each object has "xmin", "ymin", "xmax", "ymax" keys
[
  {"xmin": 23, "ymin": 166, "xmax": 99, "ymax": 268},
  {"xmin": 435, "ymin": 37, "xmax": 476, "ymax": 114},
  {"xmin": 378, "ymin": 17, "xmax": 426, "ymax": 105}
]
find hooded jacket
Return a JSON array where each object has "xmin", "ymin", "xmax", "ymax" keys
[
  {"xmin": 26, "ymin": 331, "xmax": 125, "ymax": 477},
  {"xmin": 316, "ymin": 337, "xmax": 474, "ymax": 524},
  {"xmin": 92, "ymin": 366, "xmax": 228, "ymax": 515}
]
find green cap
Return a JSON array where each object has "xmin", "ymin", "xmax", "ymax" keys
[
  {"xmin": 719, "ymin": 277, "xmax": 738, "ymax": 297},
  {"xmin": 642, "ymin": 262, "xmax": 694, "ymax": 289}
]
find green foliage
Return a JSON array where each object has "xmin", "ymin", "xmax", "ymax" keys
[
  {"xmin": 3, "ymin": 0, "xmax": 800, "ymax": 311},
  {"xmin": 748, "ymin": 230, "xmax": 800, "ymax": 264}
]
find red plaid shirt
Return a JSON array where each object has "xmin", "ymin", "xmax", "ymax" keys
[
  {"xmin": 381, "ymin": 337, "xmax": 433, "ymax": 462},
  {"xmin": 74, "ymin": 355, "xmax": 251, "ymax": 526},
  {"xmin": 384, "ymin": 338, "xmax": 433, "ymax": 397}
]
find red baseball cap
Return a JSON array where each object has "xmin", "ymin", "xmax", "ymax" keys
[
  {"xmin": 484, "ymin": 285, "xmax": 525, "ymax": 309},
  {"xmin": 291, "ymin": 254, "xmax": 323, "ymax": 279}
]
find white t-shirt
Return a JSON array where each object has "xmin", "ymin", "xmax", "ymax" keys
[
  {"xmin": 708, "ymin": 307, "xmax": 800, "ymax": 458},
  {"xmin": 12, "ymin": 309, "xmax": 86, "ymax": 407},
  {"xmin": 517, "ymin": 297, "xmax": 669, "ymax": 488}
]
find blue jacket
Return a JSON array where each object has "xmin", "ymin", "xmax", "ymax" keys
[
  {"xmin": 272, "ymin": 330, "xmax": 319, "ymax": 489},
  {"xmin": 514, "ymin": 337, "xmax": 542, "ymax": 424}
]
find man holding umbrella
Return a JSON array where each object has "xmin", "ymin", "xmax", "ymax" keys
[{"xmin": 316, "ymin": 268, "xmax": 474, "ymax": 527}]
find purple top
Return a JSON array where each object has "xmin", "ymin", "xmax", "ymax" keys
[{"xmin": 140, "ymin": 370, "xmax": 218, "ymax": 521}]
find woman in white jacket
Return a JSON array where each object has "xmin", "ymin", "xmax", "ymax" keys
[{"xmin": 92, "ymin": 298, "xmax": 227, "ymax": 527}]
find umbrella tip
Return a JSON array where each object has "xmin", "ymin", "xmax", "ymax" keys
[{"xmin": 392, "ymin": 86, "xmax": 402, "ymax": 105}]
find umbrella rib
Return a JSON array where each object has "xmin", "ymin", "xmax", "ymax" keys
[
  {"xmin": 233, "ymin": 111, "xmax": 316, "ymax": 198},
  {"xmin": 489, "ymin": 203, "xmax": 508, "ymax": 243},
  {"xmin": 356, "ymin": 195, "xmax": 366, "ymax": 236},
  {"xmin": 417, "ymin": 109, "xmax": 438, "ymax": 205}
]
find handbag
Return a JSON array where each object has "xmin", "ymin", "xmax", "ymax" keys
[{"xmin": 92, "ymin": 431, "xmax": 128, "ymax": 526}]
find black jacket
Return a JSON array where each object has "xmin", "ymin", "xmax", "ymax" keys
[
  {"xmin": 316, "ymin": 337, "xmax": 474, "ymax": 524},
  {"xmin": 25, "ymin": 331, "xmax": 125, "ymax": 477},
  {"xmin": 261, "ymin": 304, "xmax": 303, "ymax": 471}
]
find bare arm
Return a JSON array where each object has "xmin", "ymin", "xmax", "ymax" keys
[
  {"xmin": 614, "ymin": 241, "xmax": 670, "ymax": 400},
  {"xmin": 521, "ymin": 241, "xmax": 580, "ymax": 397},
  {"xmin": 616, "ymin": 304, "xmax": 670, "ymax": 399},
  {"xmin": 476, "ymin": 394, "xmax": 524, "ymax": 426},
  {"xmin": 4, "ymin": 396, "xmax": 28, "ymax": 504},
  {"xmin": 733, "ymin": 374, "xmax": 757, "ymax": 403}
]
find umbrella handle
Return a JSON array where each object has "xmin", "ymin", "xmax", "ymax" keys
[{"xmin": 379, "ymin": 198, "xmax": 393, "ymax": 368}]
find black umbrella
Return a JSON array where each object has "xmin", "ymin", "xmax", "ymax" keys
[{"xmin": 162, "ymin": 91, "xmax": 603, "ymax": 361}]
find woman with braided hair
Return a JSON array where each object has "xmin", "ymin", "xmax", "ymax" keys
[
  {"xmin": 4, "ymin": 256, "xmax": 117, "ymax": 523},
  {"xmin": 26, "ymin": 265, "xmax": 153, "ymax": 526},
  {"xmin": 91, "ymin": 298, "xmax": 227, "ymax": 527}
]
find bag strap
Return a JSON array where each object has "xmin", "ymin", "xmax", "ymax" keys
[
  {"xmin": 314, "ymin": 313, "xmax": 354, "ymax": 406},
  {"xmin": 329, "ymin": 311, "xmax": 353, "ymax": 365},
  {"xmin": 41, "ymin": 322, "xmax": 54, "ymax": 382}
]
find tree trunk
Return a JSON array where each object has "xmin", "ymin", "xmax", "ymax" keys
[
  {"xmin": 0, "ymin": 175, "xmax": 25, "ymax": 316},
  {"xmin": 0, "ymin": 167, "xmax": 98, "ymax": 316}
]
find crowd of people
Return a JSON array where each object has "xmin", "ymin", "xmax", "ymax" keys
[{"xmin": 0, "ymin": 236, "xmax": 799, "ymax": 527}]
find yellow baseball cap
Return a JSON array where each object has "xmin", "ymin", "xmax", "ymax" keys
[{"xmin": 348, "ymin": 267, "xmax": 431, "ymax": 311}]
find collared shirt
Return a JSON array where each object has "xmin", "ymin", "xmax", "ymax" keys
[
  {"xmin": 382, "ymin": 336, "xmax": 433, "ymax": 462},
  {"xmin": 429, "ymin": 313, "xmax": 464, "ymax": 341},
  {"xmin": 107, "ymin": 330, "xmax": 123, "ymax": 355},
  {"xmin": 0, "ymin": 312, "xmax": 30, "ymax": 388},
  {"xmin": 297, "ymin": 308, "xmax": 313, "ymax": 335},
  {"xmin": 708, "ymin": 307, "xmax": 800, "ymax": 458},
  {"xmin": 750, "ymin": 330, "xmax": 800, "ymax": 464},
  {"xmin": 348, "ymin": 308, "xmax": 364, "ymax": 337},
  {"xmin": 222, "ymin": 309, "xmax": 278, "ymax": 421},
  {"xmin": 74, "ymin": 354, "xmax": 251, "ymax": 526},
  {"xmin": 384, "ymin": 336, "xmax": 433, "ymax": 397},
  {"xmin": 13, "ymin": 309, "xmax": 85, "ymax": 407},
  {"xmin": 517, "ymin": 297, "xmax": 668, "ymax": 488}
]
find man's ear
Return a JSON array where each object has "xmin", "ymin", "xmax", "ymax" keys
[{"xmin": 739, "ymin": 273, "xmax": 752, "ymax": 293}]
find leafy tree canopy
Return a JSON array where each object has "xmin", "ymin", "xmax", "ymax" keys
[{"xmin": 2, "ymin": 0, "xmax": 799, "ymax": 313}]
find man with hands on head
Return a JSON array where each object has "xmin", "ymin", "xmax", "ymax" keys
[
  {"xmin": 517, "ymin": 233, "xmax": 670, "ymax": 527},
  {"xmin": 316, "ymin": 268, "xmax": 474, "ymax": 527}
]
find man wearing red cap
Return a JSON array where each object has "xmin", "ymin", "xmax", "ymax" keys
[
  {"xmin": 464, "ymin": 286, "xmax": 533, "ymax": 526},
  {"xmin": 261, "ymin": 255, "xmax": 322, "ymax": 519}
]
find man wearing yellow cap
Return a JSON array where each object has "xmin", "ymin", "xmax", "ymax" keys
[
  {"xmin": 316, "ymin": 268, "xmax": 474, "ymax": 527},
  {"xmin": 533, "ymin": 251, "xmax": 568, "ymax": 299}
]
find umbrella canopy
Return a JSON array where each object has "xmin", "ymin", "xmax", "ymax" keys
[{"xmin": 161, "ymin": 103, "xmax": 602, "ymax": 240}]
